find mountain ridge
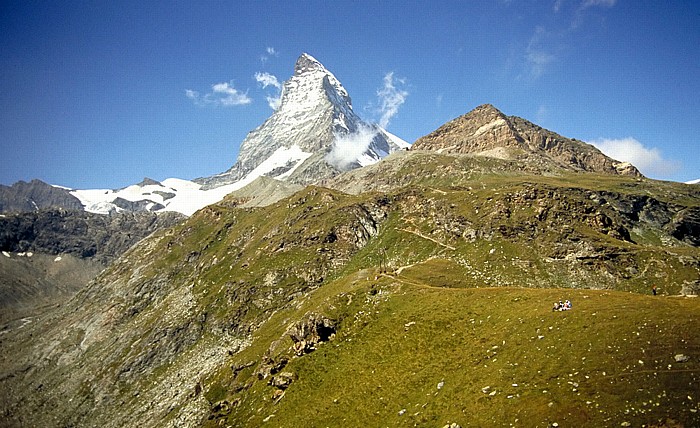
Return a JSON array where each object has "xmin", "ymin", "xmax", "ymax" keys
[{"xmin": 412, "ymin": 104, "xmax": 642, "ymax": 177}]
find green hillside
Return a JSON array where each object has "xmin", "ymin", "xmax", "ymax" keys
[{"xmin": 205, "ymin": 271, "xmax": 700, "ymax": 427}]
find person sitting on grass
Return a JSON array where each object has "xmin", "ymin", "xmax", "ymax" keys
[{"xmin": 553, "ymin": 300, "xmax": 572, "ymax": 311}]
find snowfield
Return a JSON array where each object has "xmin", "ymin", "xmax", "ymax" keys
[{"xmin": 70, "ymin": 145, "xmax": 313, "ymax": 216}]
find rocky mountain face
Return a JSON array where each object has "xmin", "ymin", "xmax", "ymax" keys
[
  {"xmin": 411, "ymin": 104, "xmax": 642, "ymax": 176},
  {"xmin": 0, "ymin": 209, "xmax": 185, "ymax": 263},
  {"xmin": 196, "ymin": 53, "xmax": 408, "ymax": 189},
  {"xmin": 0, "ymin": 209, "xmax": 185, "ymax": 322},
  {"xmin": 0, "ymin": 179, "xmax": 83, "ymax": 213}
]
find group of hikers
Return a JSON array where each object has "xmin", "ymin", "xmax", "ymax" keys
[
  {"xmin": 552, "ymin": 285, "xmax": 658, "ymax": 312},
  {"xmin": 552, "ymin": 300, "xmax": 572, "ymax": 311}
]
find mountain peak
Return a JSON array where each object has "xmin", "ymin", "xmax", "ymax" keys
[
  {"xmin": 294, "ymin": 53, "xmax": 326, "ymax": 75},
  {"xmin": 412, "ymin": 104, "xmax": 642, "ymax": 177},
  {"xmin": 474, "ymin": 103, "xmax": 503, "ymax": 113},
  {"xmin": 195, "ymin": 53, "xmax": 408, "ymax": 190}
]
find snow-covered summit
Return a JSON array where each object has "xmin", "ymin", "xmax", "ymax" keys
[
  {"xmin": 62, "ymin": 53, "xmax": 410, "ymax": 216},
  {"xmin": 197, "ymin": 52, "xmax": 408, "ymax": 189}
]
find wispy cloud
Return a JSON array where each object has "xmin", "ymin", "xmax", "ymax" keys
[
  {"xmin": 580, "ymin": 0, "xmax": 616, "ymax": 10},
  {"xmin": 523, "ymin": 0, "xmax": 617, "ymax": 77},
  {"xmin": 254, "ymin": 72, "xmax": 282, "ymax": 110},
  {"xmin": 553, "ymin": 0, "xmax": 564, "ymax": 13},
  {"xmin": 525, "ymin": 26, "xmax": 556, "ymax": 79},
  {"xmin": 185, "ymin": 81, "xmax": 251, "ymax": 107},
  {"xmin": 260, "ymin": 46, "xmax": 279, "ymax": 65},
  {"xmin": 376, "ymin": 72, "xmax": 408, "ymax": 128},
  {"xmin": 572, "ymin": 0, "xmax": 617, "ymax": 28},
  {"xmin": 590, "ymin": 137, "xmax": 681, "ymax": 178},
  {"xmin": 327, "ymin": 72, "xmax": 409, "ymax": 169},
  {"xmin": 254, "ymin": 72, "xmax": 281, "ymax": 89}
]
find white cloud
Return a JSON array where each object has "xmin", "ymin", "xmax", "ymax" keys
[
  {"xmin": 327, "ymin": 71, "xmax": 409, "ymax": 169},
  {"xmin": 580, "ymin": 0, "xmax": 616, "ymax": 9},
  {"xmin": 254, "ymin": 72, "xmax": 282, "ymax": 110},
  {"xmin": 185, "ymin": 81, "xmax": 251, "ymax": 107},
  {"xmin": 254, "ymin": 72, "xmax": 281, "ymax": 89},
  {"xmin": 260, "ymin": 47, "xmax": 279, "ymax": 64},
  {"xmin": 589, "ymin": 137, "xmax": 681, "ymax": 177},
  {"xmin": 326, "ymin": 124, "xmax": 377, "ymax": 171},
  {"xmin": 376, "ymin": 72, "xmax": 408, "ymax": 128},
  {"xmin": 525, "ymin": 26, "xmax": 556, "ymax": 79}
]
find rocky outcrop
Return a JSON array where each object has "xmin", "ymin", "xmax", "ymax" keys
[
  {"xmin": 0, "ymin": 209, "xmax": 185, "ymax": 263},
  {"xmin": 412, "ymin": 104, "xmax": 525, "ymax": 154},
  {"xmin": 0, "ymin": 209, "xmax": 185, "ymax": 320},
  {"xmin": 288, "ymin": 313, "xmax": 336, "ymax": 356},
  {"xmin": 412, "ymin": 104, "xmax": 642, "ymax": 177},
  {"xmin": 112, "ymin": 197, "xmax": 166, "ymax": 212},
  {"xmin": 0, "ymin": 179, "xmax": 83, "ymax": 213}
]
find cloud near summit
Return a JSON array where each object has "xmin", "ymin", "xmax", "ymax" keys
[
  {"xmin": 376, "ymin": 72, "xmax": 408, "ymax": 128},
  {"xmin": 186, "ymin": 81, "xmax": 251, "ymax": 107},
  {"xmin": 327, "ymin": 72, "xmax": 409, "ymax": 170},
  {"xmin": 590, "ymin": 137, "xmax": 680, "ymax": 178},
  {"xmin": 254, "ymin": 72, "xmax": 282, "ymax": 110}
]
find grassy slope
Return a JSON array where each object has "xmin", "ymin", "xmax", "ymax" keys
[
  {"xmin": 195, "ymin": 169, "xmax": 700, "ymax": 427},
  {"xmin": 207, "ymin": 267, "xmax": 700, "ymax": 427}
]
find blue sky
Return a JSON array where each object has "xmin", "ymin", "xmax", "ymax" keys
[{"xmin": 1, "ymin": 0, "xmax": 698, "ymax": 189}]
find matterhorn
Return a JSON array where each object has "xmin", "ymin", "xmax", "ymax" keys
[
  {"xmin": 196, "ymin": 53, "xmax": 409, "ymax": 189},
  {"xmin": 60, "ymin": 53, "xmax": 408, "ymax": 216}
]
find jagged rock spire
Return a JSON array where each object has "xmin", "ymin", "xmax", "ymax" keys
[{"xmin": 195, "ymin": 53, "xmax": 407, "ymax": 189}]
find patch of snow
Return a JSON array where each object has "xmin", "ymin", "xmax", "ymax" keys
[
  {"xmin": 380, "ymin": 128, "xmax": 411, "ymax": 149},
  {"xmin": 2, "ymin": 251, "xmax": 10, "ymax": 258},
  {"xmin": 474, "ymin": 118, "xmax": 506, "ymax": 136},
  {"xmin": 259, "ymin": 145, "xmax": 313, "ymax": 180},
  {"xmin": 54, "ymin": 256, "xmax": 62, "ymax": 262},
  {"xmin": 51, "ymin": 184, "xmax": 73, "ymax": 190},
  {"xmin": 686, "ymin": 178, "xmax": 700, "ymax": 185}
]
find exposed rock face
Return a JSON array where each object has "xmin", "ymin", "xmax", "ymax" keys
[
  {"xmin": 288, "ymin": 313, "xmax": 336, "ymax": 356},
  {"xmin": 412, "ymin": 104, "xmax": 642, "ymax": 177},
  {"xmin": 0, "ymin": 209, "xmax": 185, "ymax": 264},
  {"xmin": 196, "ymin": 53, "xmax": 408, "ymax": 189},
  {"xmin": 0, "ymin": 179, "xmax": 84, "ymax": 213},
  {"xmin": 0, "ymin": 209, "xmax": 185, "ymax": 318}
]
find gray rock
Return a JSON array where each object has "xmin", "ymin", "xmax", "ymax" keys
[
  {"xmin": 0, "ymin": 179, "xmax": 83, "ymax": 213},
  {"xmin": 674, "ymin": 354, "xmax": 690, "ymax": 363},
  {"xmin": 269, "ymin": 372, "xmax": 296, "ymax": 390},
  {"xmin": 288, "ymin": 313, "xmax": 336, "ymax": 356}
]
